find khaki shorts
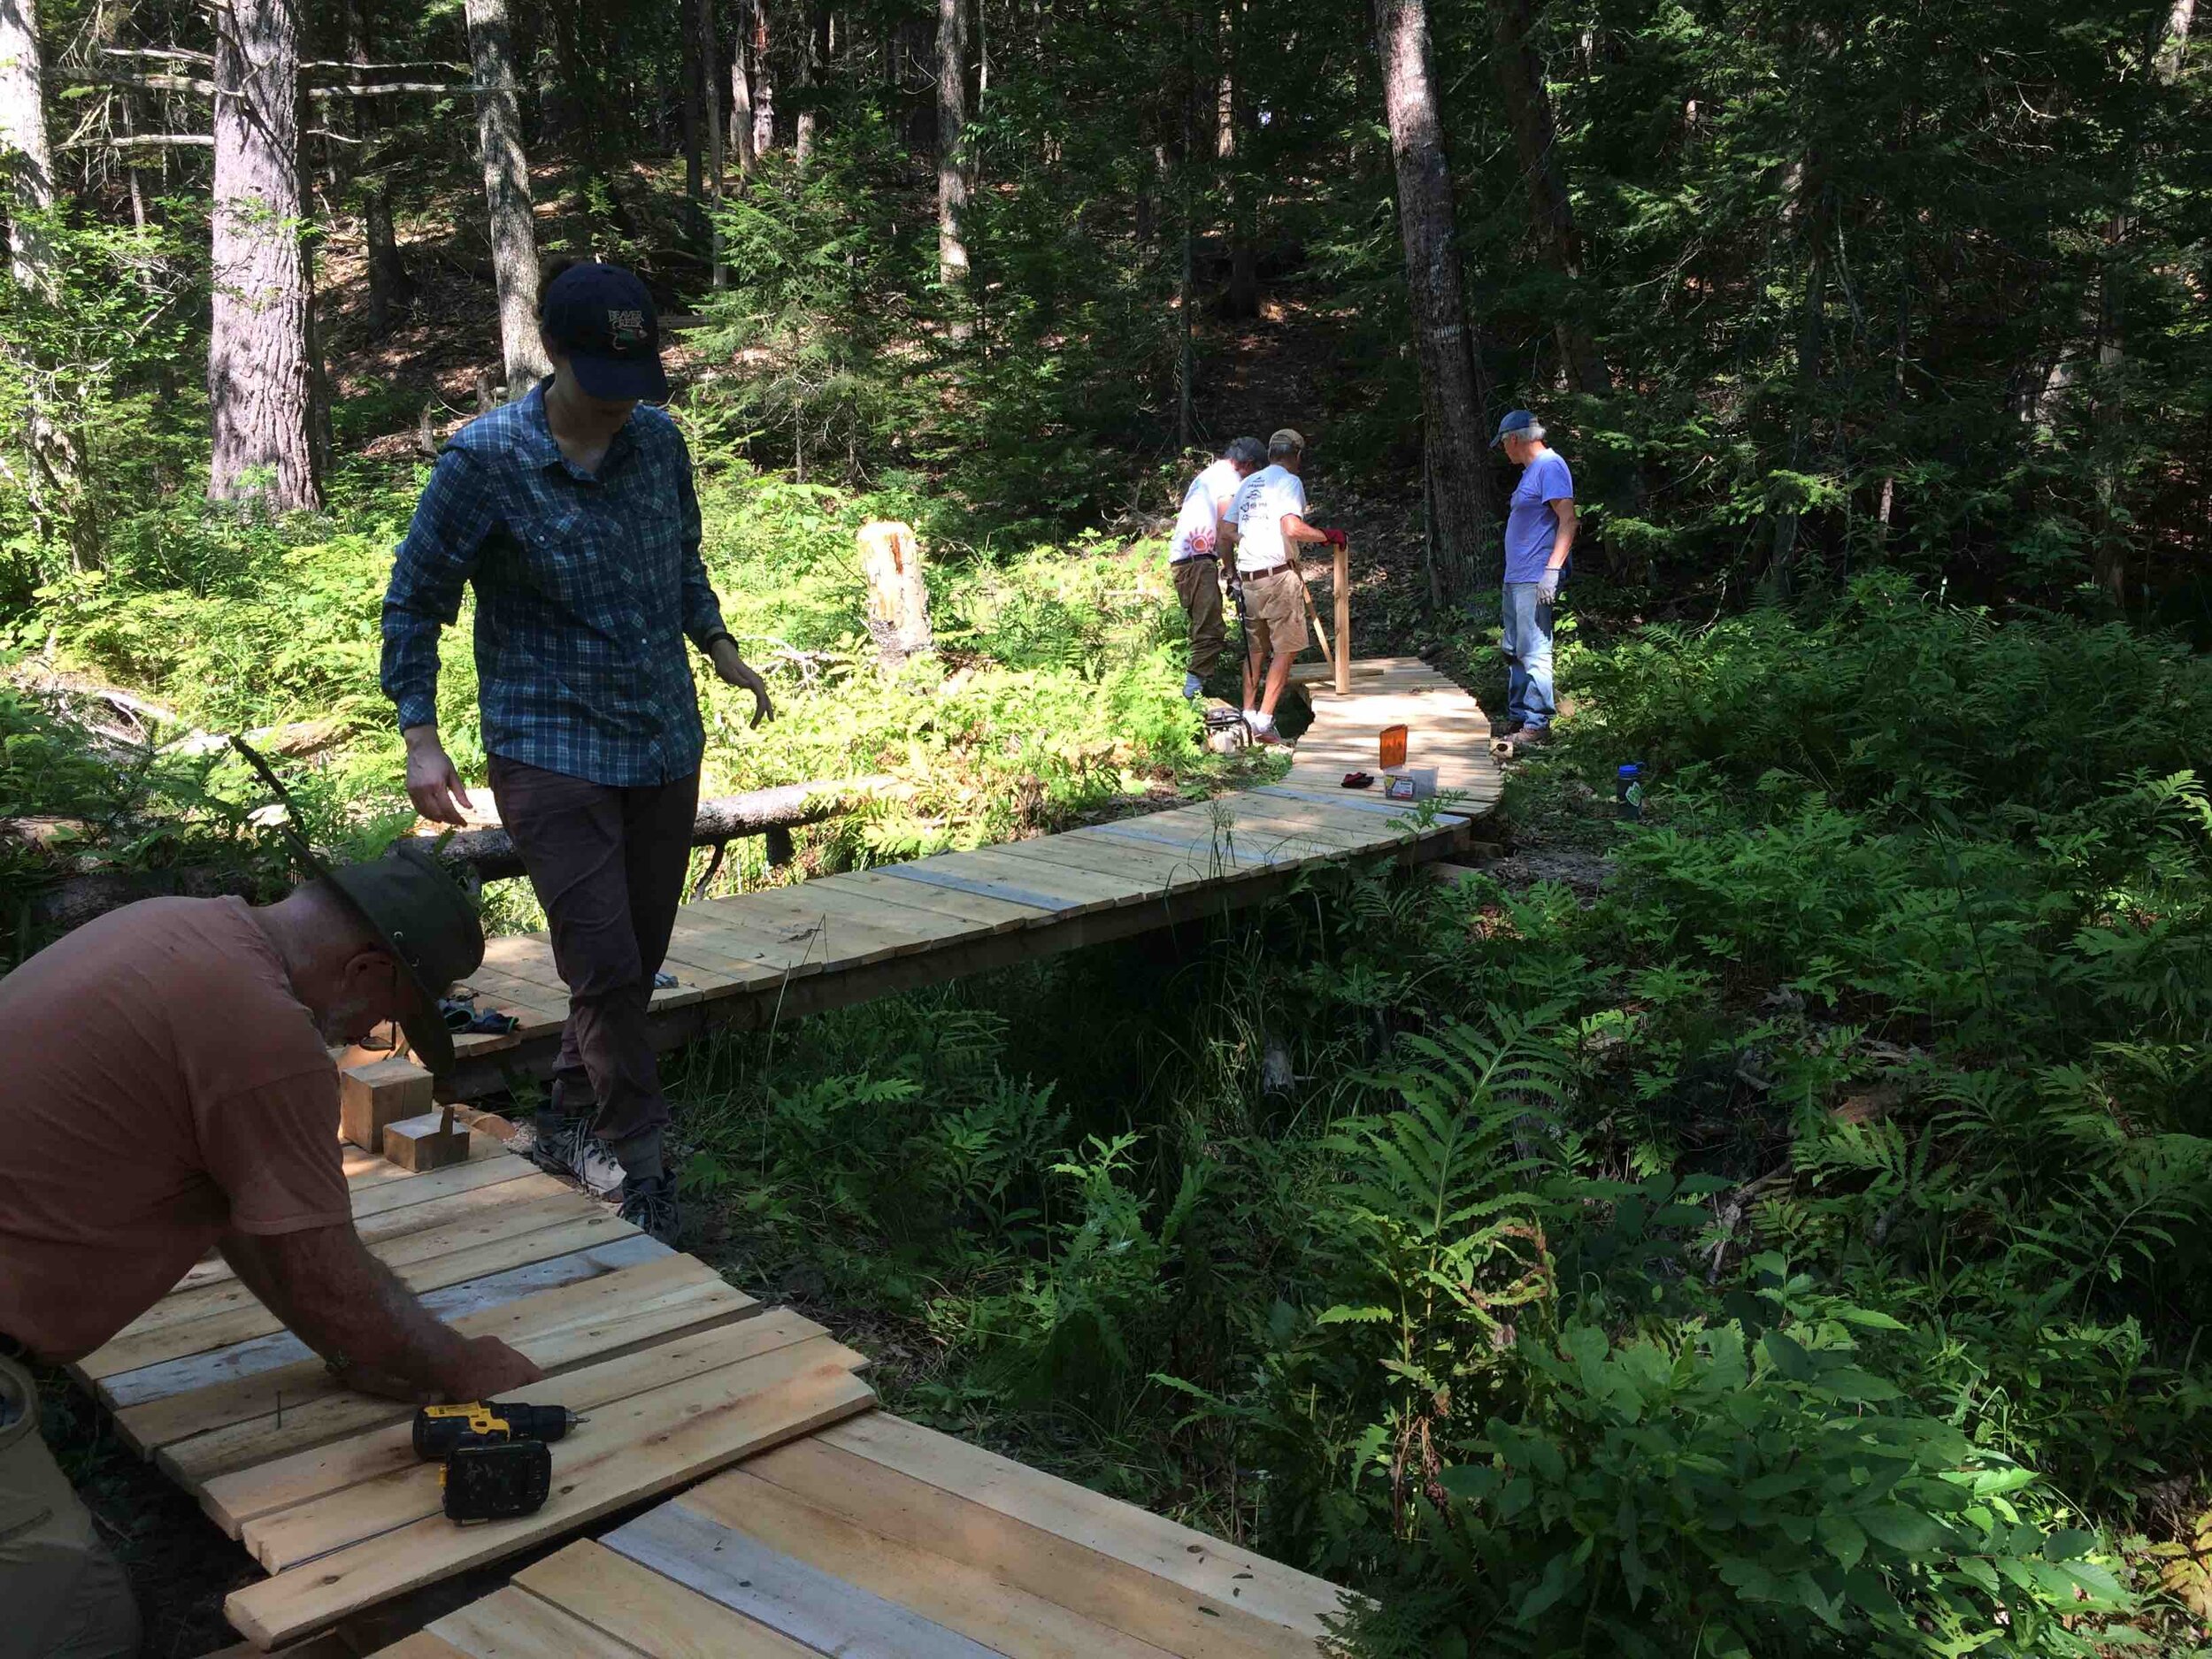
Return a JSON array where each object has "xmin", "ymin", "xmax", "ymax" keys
[
  {"xmin": 1, "ymin": 1360, "xmax": 141, "ymax": 1659},
  {"xmin": 1239, "ymin": 567, "xmax": 1310, "ymax": 660}
]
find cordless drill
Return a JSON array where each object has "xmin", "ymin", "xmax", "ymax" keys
[{"xmin": 412, "ymin": 1402, "xmax": 584, "ymax": 1523}]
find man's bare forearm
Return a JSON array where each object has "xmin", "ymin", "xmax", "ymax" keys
[{"xmin": 220, "ymin": 1226, "xmax": 474, "ymax": 1391}]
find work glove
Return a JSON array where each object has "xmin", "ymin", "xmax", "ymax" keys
[
  {"xmin": 1318, "ymin": 526, "xmax": 1349, "ymax": 550},
  {"xmin": 1535, "ymin": 569, "xmax": 1561, "ymax": 606}
]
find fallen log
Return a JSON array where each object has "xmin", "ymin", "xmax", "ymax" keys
[{"xmin": 18, "ymin": 778, "xmax": 895, "ymax": 934}]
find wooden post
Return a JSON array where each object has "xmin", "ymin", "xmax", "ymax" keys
[
  {"xmin": 857, "ymin": 521, "xmax": 934, "ymax": 669},
  {"xmin": 1333, "ymin": 541, "xmax": 1351, "ymax": 695},
  {"xmin": 339, "ymin": 1057, "xmax": 434, "ymax": 1151},
  {"xmin": 381, "ymin": 1107, "xmax": 471, "ymax": 1171}
]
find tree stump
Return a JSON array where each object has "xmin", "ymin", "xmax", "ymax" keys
[{"xmin": 857, "ymin": 520, "xmax": 933, "ymax": 670}]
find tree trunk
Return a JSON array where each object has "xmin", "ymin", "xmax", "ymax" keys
[
  {"xmin": 693, "ymin": 0, "xmax": 726, "ymax": 283},
  {"xmin": 0, "ymin": 0, "xmax": 56, "ymax": 297},
  {"xmin": 1487, "ymin": 0, "xmax": 1610, "ymax": 396},
  {"xmin": 465, "ymin": 0, "xmax": 549, "ymax": 396},
  {"xmin": 338, "ymin": 0, "xmax": 413, "ymax": 334},
  {"xmin": 1768, "ymin": 166, "xmax": 1828, "ymax": 594},
  {"xmin": 858, "ymin": 521, "xmax": 934, "ymax": 668},
  {"xmin": 1374, "ymin": 0, "xmax": 1494, "ymax": 601},
  {"xmin": 206, "ymin": 0, "xmax": 319, "ymax": 511},
  {"xmin": 1221, "ymin": 0, "xmax": 1258, "ymax": 319},
  {"xmin": 936, "ymin": 0, "xmax": 970, "ymax": 317},
  {"xmin": 1, "ymin": 0, "xmax": 97, "ymax": 567},
  {"xmin": 731, "ymin": 0, "xmax": 757, "ymax": 175},
  {"xmin": 752, "ymin": 0, "xmax": 776, "ymax": 154},
  {"xmin": 681, "ymin": 8, "xmax": 703, "ymax": 201},
  {"xmin": 795, "ymin": 1, "xmax": 825, "ymax": 166}
]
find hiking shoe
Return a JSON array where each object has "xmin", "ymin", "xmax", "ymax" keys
[
  {"xmin": 1510, "ymin": 724, "xmax": 1552, "ymax": 749},
  {"xmin": 618, "ymin": 1171, "xmax": 682, "ymax": 1244},
  {"xmin": 526, "ymin": 1111, "xmax": 590, "ymax": 1179}
]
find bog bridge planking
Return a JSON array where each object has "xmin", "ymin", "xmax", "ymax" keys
[
  {"xmin": 439, "ymin": 656, "xmax": 1503, "ymax": 1102},
  {"xmin": 104, "ymin": 656, "xmax": 1492, "ymax": 1652}
]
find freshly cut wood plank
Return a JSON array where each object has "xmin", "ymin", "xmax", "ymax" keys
[
  {"xmin": 937, "ymin": 848, "xmax": 1156, "ymax": 911},
  {"xmin": 127, "ymin": 1237, "xmax": 678, "ymax": 1462},
  {"xmin": 222, "ymin": 1353, "xmax": 876, "ymax": 1647},
  {"xmin": 240, "ymin": 1326, "xmax": 865, "ymax": 1570},
  {"xmin": 1251, "ymin": 784, "xmax": 1432, "ymax": 823},
  {"xmin": 702, "ymin": 888, "xmax": 947, "ymax": 964},
  {"xmin": 432, "ymin": 1586, "xmax": 641, "ymax": 1659},
  {"xmin": 87, "ymin": 1194, "xmax": 624, "ymax": 1380},
  {"xmin": 362, "ymin": 1636, "xmax": 475, "ymax": 1659},
  {"xmin": 1010, "ymin": 832, "xmax": 1224, "ymax": 890},
  {"xmin": 880, "ymin": 859, "xmax": 1084, "ymax": 915},
  {"xmin": 512, "ymin": 1540, "xmax": 818, "ymax": 1658},
  {"xmin": 741, "ymin": 880, "xmax": 971, "ymax": 957},
  {"xmin": 205, "ymin": 1297, "xmax": 811, "ymax": 1538},
  {"xmin": 680, "ymin": 1468, "xmax": 1180, "ymax": 1658},
  {"xmin": 822, "ymin": 1414, "xmax": 1349, "ymax": 1638},
  {"xmin": 1207, "ymin": 803, "xmax": 1401, "ymax": 853},
  {"xmin": 741, "ymin": 1437, "xmax": 1317, "ymax": 1659},
  {"xmin": 1079, "ymin": 816, "xmax": 1282, "ymax": 871},
  {"xmin": 342, "ymin": 1145, "xmax": 418, "ymax": 1188},
  {"xmin": 830, "ymin": 867, "xmax": 1055, "ymax": 931},
  {"xmin": 164, "ymin": 1170, "xmax": 564, "ymax": 1299},
  {"xmin": 604, "ymin": 1501, "xmax": 999, "ymax": 1659},
  {"xmin": 346, "ymin": 1153, "xmax": 541, "ymax": 1221}
]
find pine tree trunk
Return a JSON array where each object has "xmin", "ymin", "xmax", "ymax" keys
[
  {"xmin": 694, "ymin": 0, "xmax": 725, "ymax": 284},
  {"xmin": 338, "ymin": 0, "xmax": 413, "ymax": 335},
  {"xmin": 795, "ymin": 2, "xmax": 825, "ymax": 166},
  {"xmin": 1374, "ymin": 0, "xmax": 1494, "ymax": 602},
  {"xmin": 731, "ymin": 0, "xmax": 757, "ymax": 175},
  {"xmin": 465, "ymin": 0, "xmax": 549, "ymax": 396},
  {"xmin": 1221, "ymin": 0, "xmax": 1258, "ymax": 319},
  {"xmin": 1487, "ymin": 0, "xmax": 1611, "ymax": 396},
  {"xmin": 207, "ymin": 0, "xmax": 319, "ymax": 511},
  {"xmin": 936, "ymin": 0, "xmax": 970, "ymax": 313}
]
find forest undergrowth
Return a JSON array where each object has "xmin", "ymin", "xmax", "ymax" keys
[{"xmin": 651, "ymin": 580, "xmax": 2212, "ymax": 1656}]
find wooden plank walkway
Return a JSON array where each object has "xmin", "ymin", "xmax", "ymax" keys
[
  {"xmin": 443, "ymin": 657, "xmax": 1500, "ymax": 1100},
  {"xmin": 120, "ymin": 656, "xmax": 1464, "ymax": 1650},
  {"xmin": 362, "ymin": 1413, "xmax": 1348, "ymax": 1659}
]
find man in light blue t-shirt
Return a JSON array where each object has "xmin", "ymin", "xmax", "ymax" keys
[{"xmin": 1494, "ymin": 408, "xmax": 1578, "ymax": 742}]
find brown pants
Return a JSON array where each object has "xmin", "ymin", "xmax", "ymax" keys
[
  {"xmin": 1172, "ymin": 557, "xmax": 1227, "ymax": 680},
  {"xmin": 488, "ymin": 756, "xmax": 700, "ymax": 1152}
]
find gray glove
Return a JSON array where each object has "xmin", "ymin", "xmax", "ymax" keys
[{"xmin": 1535, "ymin": 569, "xmax": 1561, "ymax": 606}]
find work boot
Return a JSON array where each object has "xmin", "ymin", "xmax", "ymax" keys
[
  {"xmin": 618, "ymin": 1171, "xmax": 682, "ymax": 1244},
  {"xmin": 526, "ymin": 1110, "xmax": 590, "ymax": 1179},
  {"xmin": 1509, "ymin": 723, "xmax": 1552, "ymax": 749}
]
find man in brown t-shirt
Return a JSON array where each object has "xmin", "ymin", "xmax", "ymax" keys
[{"xmin": 0, "ymin": 844, "xmax": 541, "ymax": 1656}]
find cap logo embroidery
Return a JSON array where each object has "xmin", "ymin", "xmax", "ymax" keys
[{"xmin": 607, "ymin": 308, "xmax": 647, "ymax": 347}]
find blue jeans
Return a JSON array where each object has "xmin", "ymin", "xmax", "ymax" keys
[{"xmin": 1502, "ymin": 581, "xmax": 1556, "ymax": 730}]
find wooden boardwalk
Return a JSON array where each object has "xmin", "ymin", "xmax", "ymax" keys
[
  {"xmin": 111, "ymin": 1135, "xmax": 1348, "ymax": 1654},
  {"xmin": 444, "ymin": 657, "xmax": 1501, "ymax": 1099},
  {"xmin": 104, "ymin": 657, "xmax": 1485, "ymax": 1650}
]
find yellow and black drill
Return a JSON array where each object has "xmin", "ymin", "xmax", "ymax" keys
[{"xmin": 412, "ymin": 1401, "xmax": 584, "ymax": 1523}]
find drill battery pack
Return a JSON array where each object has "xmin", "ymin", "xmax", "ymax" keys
[{"xmin": 441, "ymin": 1434, "xmax": 552, "ymax": 1523}]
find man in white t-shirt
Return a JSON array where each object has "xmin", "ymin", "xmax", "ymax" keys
[
  {"xmin": 1169, "ymin": 437, "xmax": 1265, "ymax": 699},
  {"xmin": 1229, "ymin": 428, "xmax": 1346, "ymax": 743}
]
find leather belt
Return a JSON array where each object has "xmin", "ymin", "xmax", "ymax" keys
[
  {"xmin": 1170, "ymin": 553, "xmax": 1218, "ymax": 565},
  {"xmin": 1238, "ymin": 562, "xmax": 1292, "ymax": 580}
]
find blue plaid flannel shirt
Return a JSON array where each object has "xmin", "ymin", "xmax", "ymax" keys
[{"xmin": 380, "ymin": 382, "xmax": 730, "ymax": 787}]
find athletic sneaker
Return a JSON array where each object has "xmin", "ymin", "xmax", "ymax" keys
[{"xmin": 618, "ymin": 1171, "xmax": 682, "ymax": 1243}]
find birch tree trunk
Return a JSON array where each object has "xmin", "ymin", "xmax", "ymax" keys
[
  {"xmin": 465, "ymin": 0, "xmax": 549, "ymax": 396},
  {"xmin": 1374, "ymin": 0, "xmax": 1494, "ymax": 601},
  {"xmin": 1487, "ymin": 0, "xmax": 1611, "ymax": 396},
  {"xmin": 936, "ymin": 0, "xmax": 971, "ymax": 322},
  {"xmin": 207, "ymin": 0, "xmax": 319, "ymax": 511}
]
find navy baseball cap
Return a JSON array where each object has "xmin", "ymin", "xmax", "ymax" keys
[
  {"xmin": 1492, "ymin": 409, "xmax": 1543, "ymax": 447},
  {"xmin": 540, "ymin": 262, "xmax": 668, "ymax": 403}
]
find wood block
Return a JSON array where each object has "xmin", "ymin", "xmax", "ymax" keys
[
  {"xmin": 383, "ymin": 1111, "xmax": 470, "ymax": 1171},
  {"xmin": 341, "ymin": 1059, "xmax": 434, "ymax": 1151}
]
